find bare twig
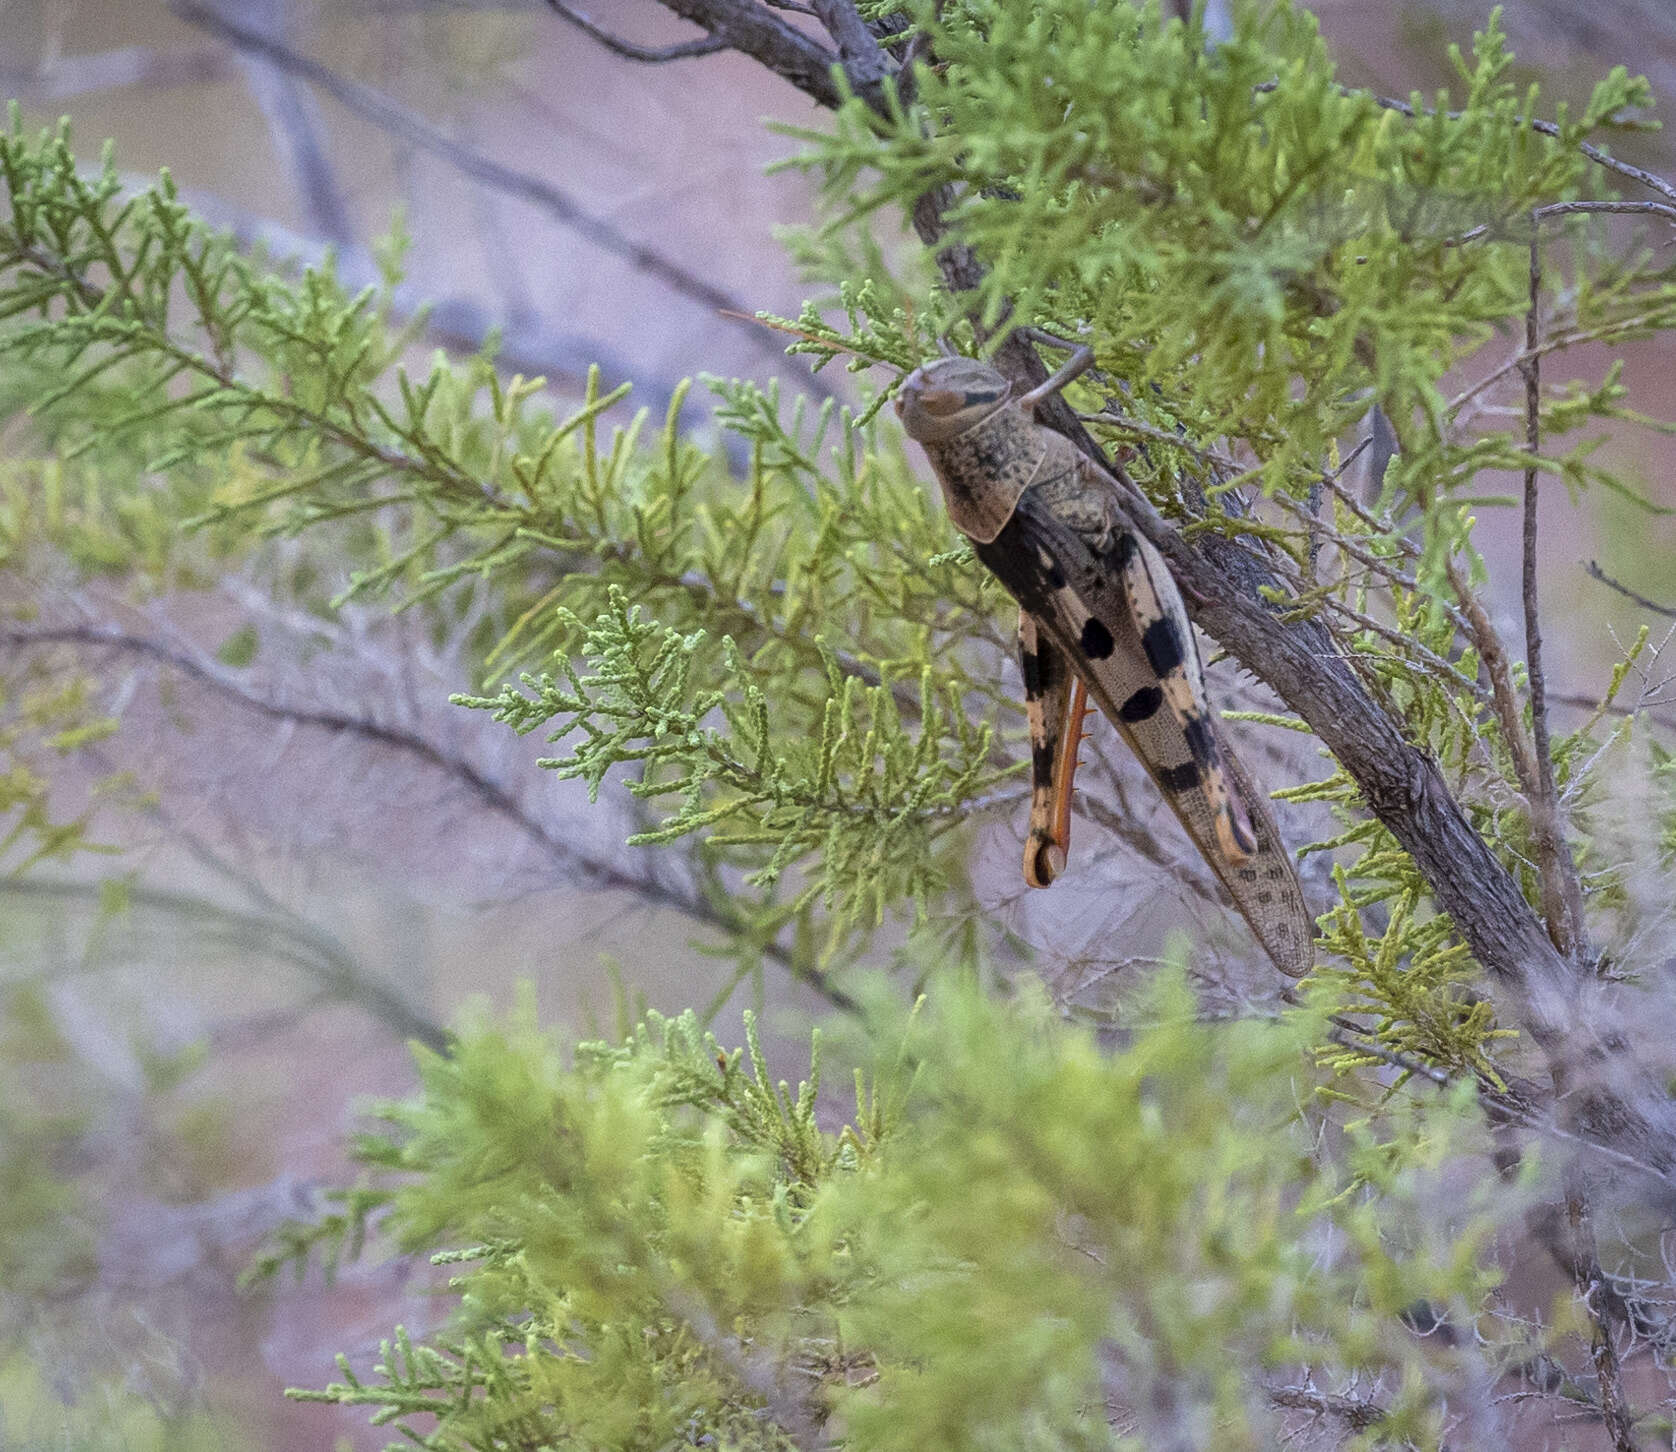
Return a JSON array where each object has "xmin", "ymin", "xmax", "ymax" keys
[
  {"xmin": 0, "ymin": 46, "xmax": 231, "ymax": 100},
  {"xmin": 1536, "ymin": 197, "xmax": 1676, "ymax": 226},
  {"xmin": 1267, "ymin": 1383, "xmax": 1387, "ymax": 1431},
  {"xmin": 2, "ymin": 622, "xmax": 862, "ymax": 1016},
  {"xmin": 1369, "ymin": 93, "xmax": 1676, "ymax": 210},
  {"xmin": 542, "ymin": 0, "xmax": 730, "ymax": 61},
  {"xmin": 1074, "ymin": 789, "xmax": 1224, "ymax": 913},
  {"xmin": 1449, "ymin": 198, "xmax": 1676, "ymax": 247},
  {"xmin": 640, "ymin": 0, "xmax": 846, "ymax": 107},
  {"xmin": 1448, "ymin": 308, "xmax": 1670, "ymax": 430},
  {"xmin": 664, "ymin": 1287, "xmax": 828, "ymax": 1448},
  {"xmin": 0, "ymin": 877, "xmax": 451, "ymax": 1053},
  {"xmin": 168, "ymin": 0, "xmax": 805, "ymax": 371},
  {"xmin": 1316, "ymin": 590, "xmax": 1490, "ymax": 707},
  {"xmin": 1445, "ymin": 559, "xmax": 1543, "ymax": 795},
  {"xmin": 1323, "ymin": 1023, "xmax": 1454, "ymax": 1087},
  {"xmin": 1587, "ymin": 560, "xmax": 1676, "ymax": 620},
  {"xmin": 230, "ymin": 0, "xmax": 357, "ymax": 247},
  {"xmin": 1519, "ymin": 228, "xmax": 1589, "ymax": 962},
  {"xmin": 1548, "ymin": 689, "xmax": 1676, "ymax": 733},
  {"xmin": 1561, "ymin": 1187, "xmax": 1639, "ymax": 1452}
]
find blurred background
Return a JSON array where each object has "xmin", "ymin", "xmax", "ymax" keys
[{"xmin": 3, "ymin": 1, "xmax": 1676, "ymax": 1447}]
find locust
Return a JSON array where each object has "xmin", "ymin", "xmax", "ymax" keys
[{"xmin": 895, "ymin": 347, "xmax": 1314, "ymax": 978}]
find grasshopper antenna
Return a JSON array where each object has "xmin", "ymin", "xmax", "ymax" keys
[{"xmin": 1017, "ymin": 326, "xmax": 1095, "ymax": 408}]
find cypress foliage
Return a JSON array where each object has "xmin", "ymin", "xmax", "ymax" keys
[{"xmin": 5, "ymin": 0, "xmax": 1676, "ymax": 1442}]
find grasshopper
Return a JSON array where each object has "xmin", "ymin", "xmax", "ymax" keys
[{"xmin": 896, "ymin": 347, "xmax": 1313, "ymax": 978}]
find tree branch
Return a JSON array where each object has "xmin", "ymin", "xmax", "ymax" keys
[
  {"xmin": 1520, "ymin": 223, "xmax": 1589, "ymax": 961},
  {"xmin": 542, "ymin": 0, "xmax": 731, "ymax": 62},
  {"xmin": 168, "ymin": 0, "xmax": 819, "ymax": 380},
  {"xmin": 809, "ymin": 0, "xmax": 893, "ymax": 97},
  {"xmin": 637, "ymin": 0, "xmax": 846, "ymax": 108},
  {"xmin": 0, "ymin": 877, "xmax": 451, "ymax": 1053},
  {"xmin": 1267, "ymin": 1383, "xmax": 1386, "ymax": 1431},
  {"xmin": 2, "ymin": 622, "xmax": 862, "ymax": 1017},
  {"xmin": 1557, "ymin": 1185, "xmax": 1640, "ymax": 1452},
  {"xmin": 0, "ymin": 45, "xmax": 231, "ymax": 100},
  {"xmin": 1368, "ymin": 92, "xmax": 1676, "ymax": 210},
  {"xmin": 1587, "ymin": 559, "xmax": 1676, "ymax": 620},
  {"xmin": 228, "ymin": 0, "xmax": 358, "ymax": 247}
]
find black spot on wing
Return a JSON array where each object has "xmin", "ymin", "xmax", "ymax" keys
[
  {"xmin": 1158, "ymin": 761, "xmax": 1201, "ymax": 794},
  {"xmin": 1119, "ymin": 684, "xmax": 1163, "ymax": 722},
  {"xmin": 1031, "ymin": 740, "xmax": 1056, "ymax": 780},
  {"xmin": 1141, "ymin": 617, "xmax": 1185, "ymax": 675},
  {"xmin": 1182, "ymin": 716, "xmax": 1220, "ymax": 767},
  {"xmin": 1227, "ymin": 805, "xmax": 1257, "ymax": 856},
  {"xmin": 1116, "ymin": 533, "xmax": 1139, "ymax": 568},
  {"xmin": 1080, "ymin": 618, "xmax": 1116, "ymax": 659},
  {"xmin": 1019, "ymin": 647, "xmax": 1044, "ymax": 698}
]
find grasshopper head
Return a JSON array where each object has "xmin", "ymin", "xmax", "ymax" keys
[{"xmin": 895, "ymin": 358, "xmax": 1013, "ymax": 443}]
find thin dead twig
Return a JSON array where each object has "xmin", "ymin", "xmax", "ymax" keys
[
  {"xmin": 1311, "ymin": 590, "xmax": 1489, "ymax": 710},
  {"xmin": 1562, "ymin": 1187, "xmax": 1640, "ymax": 1452},
  {"xmin": 0, "ymin": 876, "xmax": 451, "ymax": 1052},
  {"xmin": 664, "ymin": 1287, "xmax": 829, "ymax": 1449},
  {"xmin": 1587, "ymin": 560, "xmax": 1676, "ymax": 620},
  {"xmin": 1520, "ymin": 230, "xmax": 1589, "ymax": 961},
  {"xmin": 1449, "ymin": 198, "xmax": 1676, "ymax": 247},
  {"xmin": 1445, "ymin": 561, "xmax": 1542, "ymax": 798},
  {"xmin": 169, "ymin": 0, "xmax": 818, "ymax": 382},
  {"xmin": 1548, "ymin": 689, "xmax": 1676, "ymax": 732},
  {"xmin": 2, "ymin": 621, "xmax": 862, "ymax": 1016},
  {"xmin": 1369, "ymin": 93, "xmax": 1676, "ymax": 210},
  {"xmin": 542, "ymin": 0, "xmax": 730, "ymax": 62},
  {"xmin": 1268, "ymin": 1383, "xmax": 1387, "ymax": 1431},
  {"xmin": 0, "ymin": 45, "xmax": 231, "ymax": 100}
]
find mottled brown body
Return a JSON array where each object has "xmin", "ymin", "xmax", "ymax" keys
[{"xmin": 896, "ymin": 356, "xmax": 1313, "ymax": 978}]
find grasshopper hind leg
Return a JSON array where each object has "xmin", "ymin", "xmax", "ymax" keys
[{"xmin": 1018, "ymin": 612, "xmax": 1091, "ymax": 888}]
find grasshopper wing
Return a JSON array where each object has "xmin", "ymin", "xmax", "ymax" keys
[
  {"xmin": 976, "ymin": 491, "xmax": 1314, "ymax": 977},
  {"xmin": 1116, "ymin": 529, "xmax": 1259, "ymax": 867}
]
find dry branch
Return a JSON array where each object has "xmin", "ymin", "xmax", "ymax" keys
[
  {"xmin": 0, "ymin": 877, "xmax": 451, "ymax": 1052},
  {"xmin": 1588, "ymin": 560, "xmax": 1676, "ymax": 620},
  {"xmin": 1519, "ymin": 225, "xmax": 1589, "ymax": 960},
  {"xmin": 1, "ymin": 621, "xmax": 862, "ymax": 1016},
  {"xmin": 542, "ymin": 0, "xmax": 732, "ymax": 61},
  {"xmin": 626, "ymin": 0, "xmax": 1676, "ymax": 1196},
  {"xmin": 170, "ymin": 0, "xmax": 825, "ymax": 385}
]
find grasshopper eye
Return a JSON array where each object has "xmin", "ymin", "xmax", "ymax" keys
[{"xmin": 917, "ymin": 388, "xmax": 967, "ymax": 417}]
